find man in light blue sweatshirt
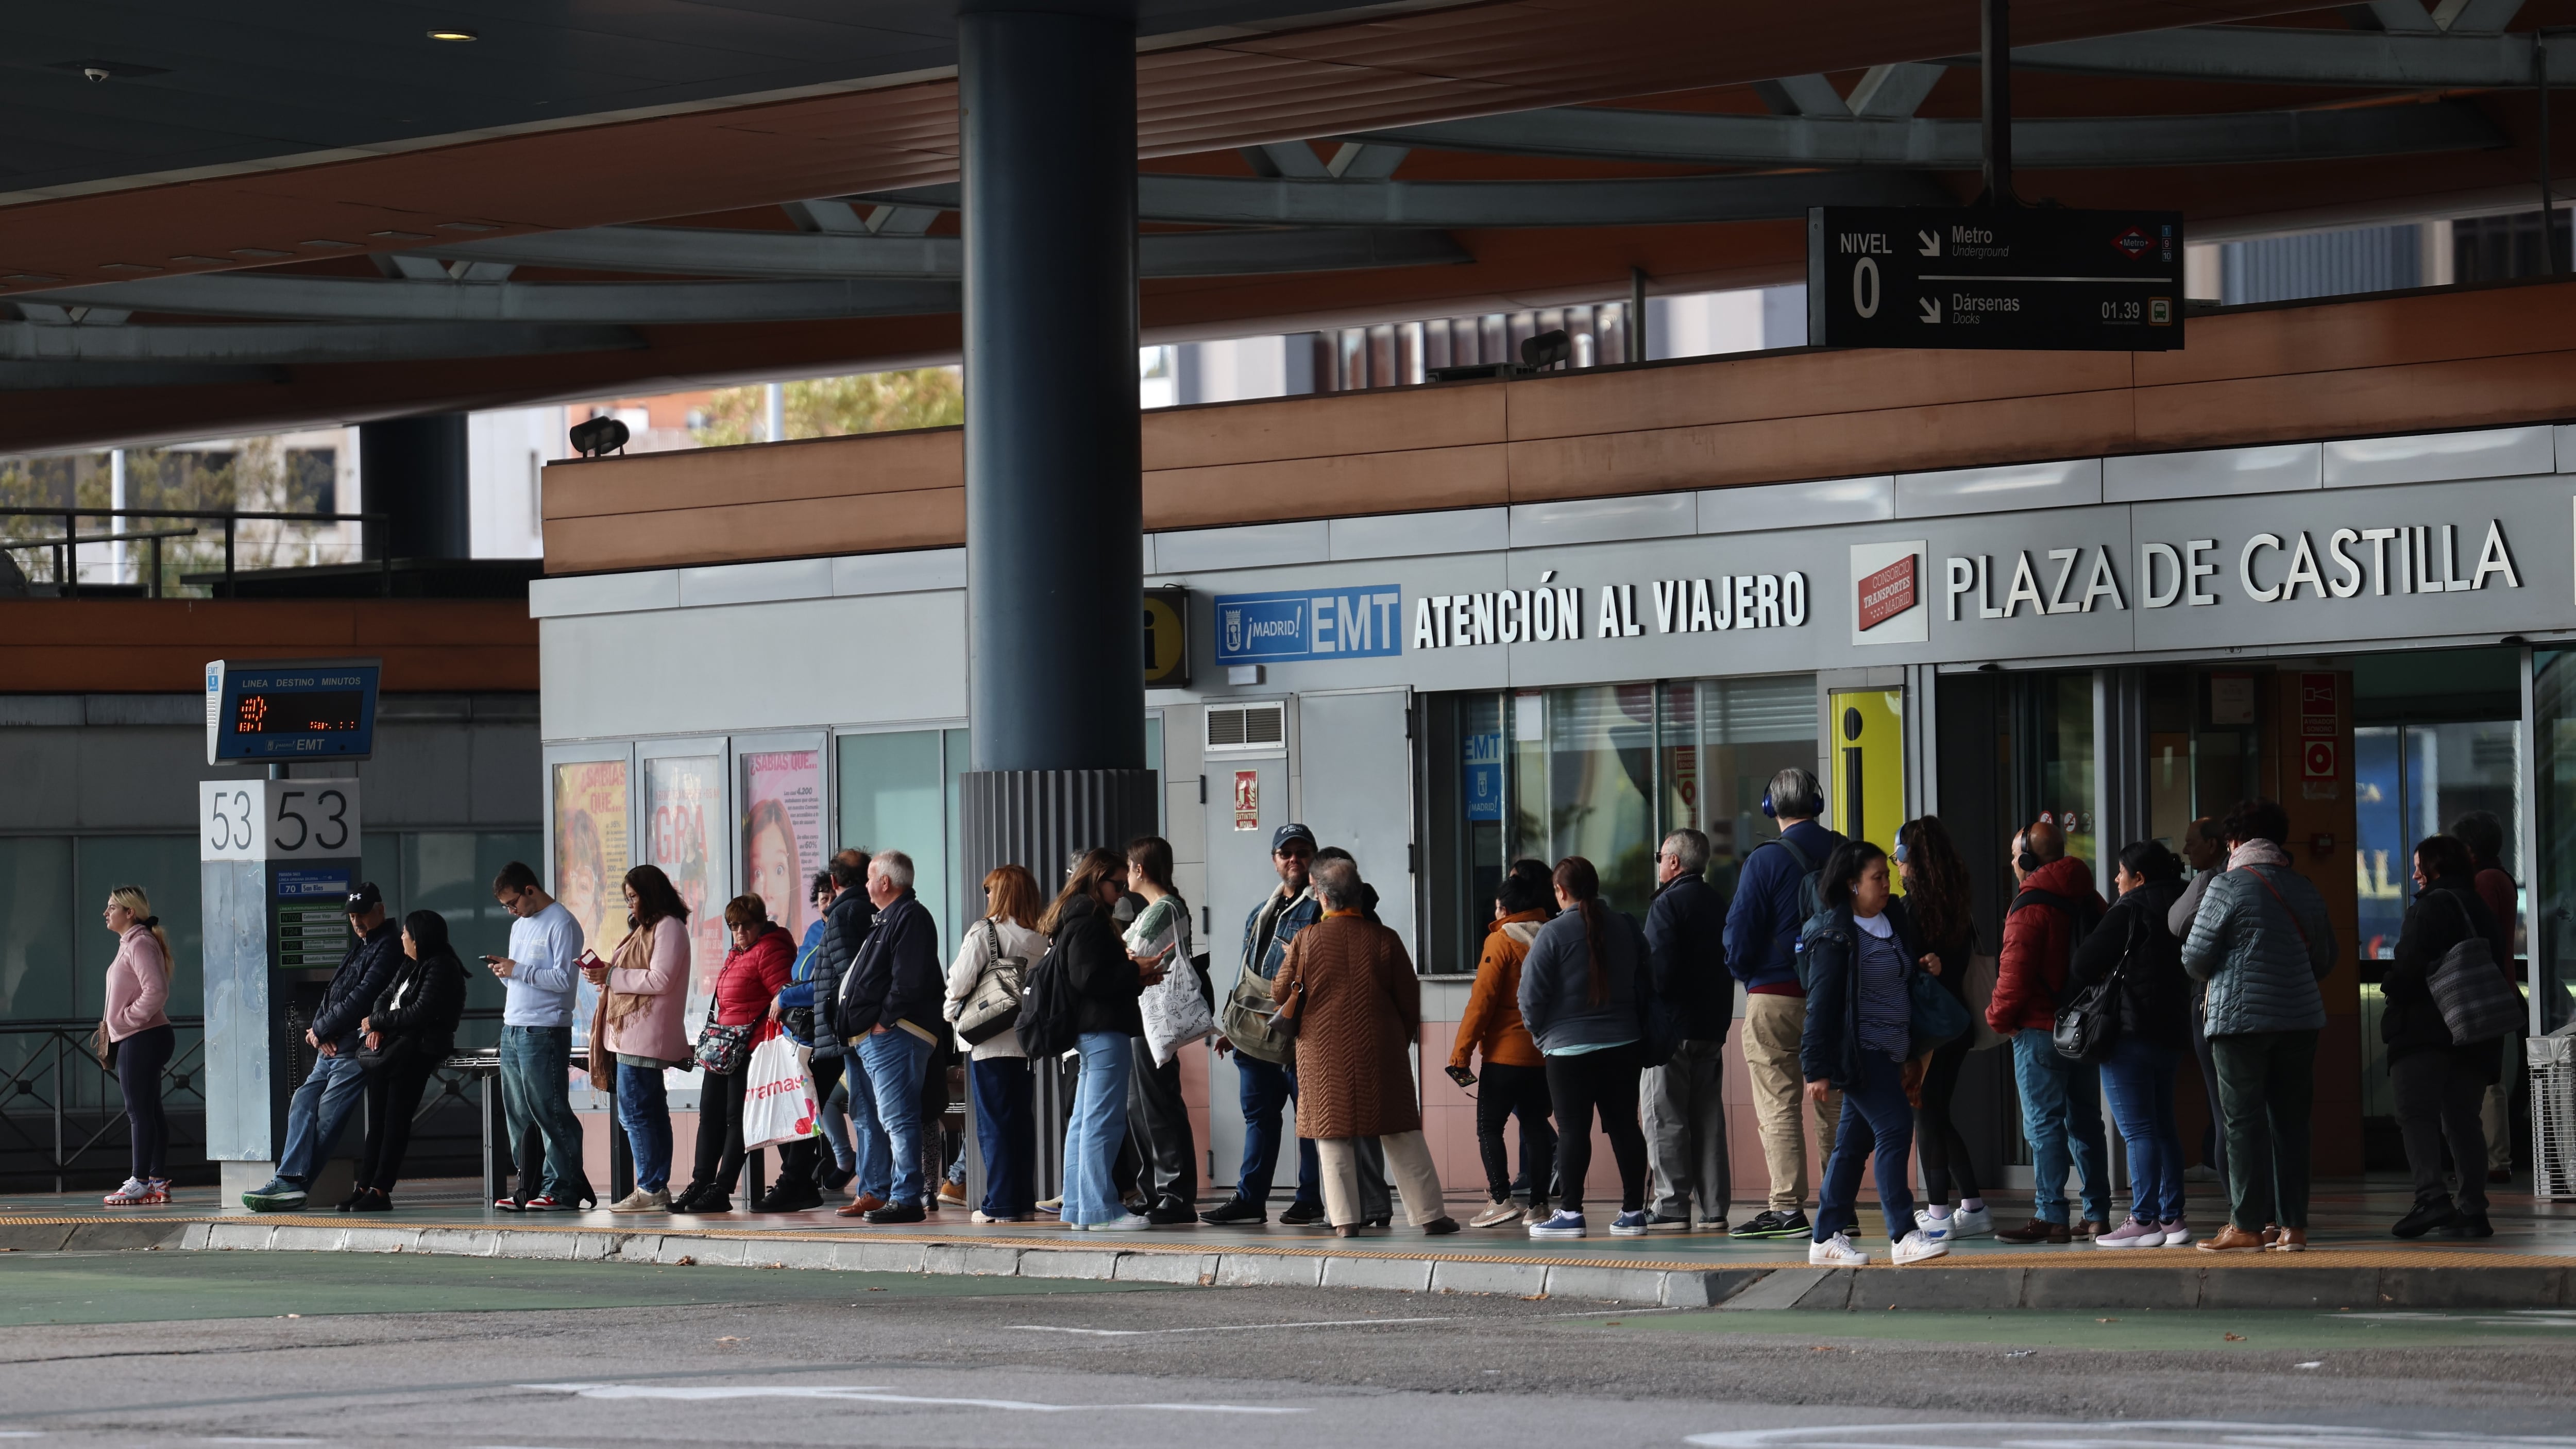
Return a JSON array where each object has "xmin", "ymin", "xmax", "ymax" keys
[{"xmin": 487, "ymin": 860, "xmax": 589, "ymax": 1210}]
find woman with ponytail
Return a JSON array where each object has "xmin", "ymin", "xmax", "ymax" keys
[
  {"xmin": 1515, "ymin": 856, "xmax": 1654, "ymax": 1240},
  {"xmin": 99, "ymin": 886, "xmax": 175, "ymax": 1206}
]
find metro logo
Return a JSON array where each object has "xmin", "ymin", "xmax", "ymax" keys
[
  {"xmin": 2112, "ymin": 226, "xmax": 2152, "ymax": 259},
  {"xmin": 1856, "ymin": 554, "xmax": 1918, "ymax": 631}
]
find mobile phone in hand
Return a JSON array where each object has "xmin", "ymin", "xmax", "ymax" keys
[{"xmin": 1444, "ymin": 1064, "xmax": 1476, "ymax": 1089}]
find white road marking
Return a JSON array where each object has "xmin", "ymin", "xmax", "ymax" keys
[
  {"xmin": 519, "ymin": 1384, "xmax": 1302, "ymax": 1415},
  {"xmin": 1010, "ymin": 1316, "xmax": 1452, "ymax": 1336},
  {"xmin": 1686, "ymin": 1422, "xmax": 2576, "ymax": 1449}
]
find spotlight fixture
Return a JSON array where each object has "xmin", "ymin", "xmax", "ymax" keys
[
  {"xmin": 569, "ymin": 416, "xmax": 630, "ymax": 458},
  {"xmin": 1519, "ymin": 328, "xmax": 1572, "ymax": 370},
  {"xmin": 428, "ymin": 28, "xmax": 478, "ymax": 41}
]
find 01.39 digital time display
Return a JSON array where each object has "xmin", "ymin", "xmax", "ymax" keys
[{"xmin": 234, "ymin": 690, "xmax": 365, "ymax": 735}]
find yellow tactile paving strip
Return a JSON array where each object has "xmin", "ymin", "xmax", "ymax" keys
[{"xmin": 6, "ymin": 1213, "xmax": 2569, "ymax": 1273}]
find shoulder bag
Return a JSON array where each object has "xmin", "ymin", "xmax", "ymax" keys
[
  {"xmin": 2052, "ymin": 909, "xmax": 2139, "ymax": 1066},
  {"xmin": 693, "ymin": 992, "xmax": 754, "ymax": 1075},
  {"xmin": 1908, "ymin": 966, "xmax": 1971, "ymax": 1054},
  {"xmin": 955, "ymin": 919, "xmax": 1028, "ymax": 1046},
  {"xmin": 2426, "ymin": 891, "xmax": 2523, "ymax": 1046},
  {"xmin": 1221, "ymin": 943, "xmax": 1297, "ymax": 1066}
]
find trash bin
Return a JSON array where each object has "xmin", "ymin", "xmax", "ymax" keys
[{"xmin": 2532, "ymin": 1027, "xmax": 2576, "ymax": 1203}]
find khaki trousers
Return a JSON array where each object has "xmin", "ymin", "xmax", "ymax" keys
[
  {"xmin": 1742, "ymin": 993, "xmax": 1838, "ymax": 1212},
  {"xmin": 1317, "ymin": 1130, "xmax": 1446, "ymax": 1227}
]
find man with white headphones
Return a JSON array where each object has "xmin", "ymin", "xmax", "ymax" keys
[{"xmin": 1722, "ymin": 766, "xmax": 1845, "ymax": 1240}]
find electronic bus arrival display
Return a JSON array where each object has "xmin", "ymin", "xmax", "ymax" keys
[{"xmin": 204, "ymin": 658, "xmax": 382, "ymax": 764}]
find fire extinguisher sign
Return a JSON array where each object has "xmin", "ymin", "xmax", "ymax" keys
[{"xmin": 2299, "ymin": 673, "xmax": 2338, "ymax": 780}]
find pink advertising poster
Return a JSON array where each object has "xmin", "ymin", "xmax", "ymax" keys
[
  {"xmin": 740, "ymin": 748, "xmax": 823, "ymax": 945},
  {"xmin": 551, "ymin": 759, "xmax": 630, "ymax": 1050},
  {"xmin": 647, "ymin": 755, "xmax": 727, "ymax": 1034}
]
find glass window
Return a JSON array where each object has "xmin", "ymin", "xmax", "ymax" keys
[
  {"xmin": 0, "ymin": 838, "xmax": 74, "ymax": 1024},
  {"xmin": 943, "ymin": 727, "xmax": 969, "ymax": 951},
  {"xmin": 1423, "ymin": 675, "xmax": 1817, "ymax": 972},
  {"xmin": 838, "ymin": 729, "xmax": 947, "ymax": 947},
  {"xmin": 74, "ymin": 836, "xmax": 202, "ymax": 1018},
  {"xmin": 398, "ymin": 830, "xmax": 544, "ymax": 1041},
  {"xmin": 2353, "ymin": 721, "xmax": 2523, "ymax": 963}
]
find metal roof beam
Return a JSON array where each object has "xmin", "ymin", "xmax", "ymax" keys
[
  {"xmin": 866, "ymin": 169, "xmax": 1953, "ymax": 228},
  {"xmin": 13, "ymin": 276, "xmax": 962, "ymax": 325},
  {"xmin": 406, "ymin": 223, "xmax": 1468, "ymax": 280},
  {"xmin": 1345, "ymin": 100, "xmax": 2502, "ymax": 169},
  {"xmin": 2006, "ymin": 25, "xmax": 2569, "ymax": 87},
  {"xmin": 0, "ymin": 320, "xmax": 642, "ymax": 368},
  {"xmin": 1847, "ymin": 62, "xmax": 1946, "ymax": 120}
]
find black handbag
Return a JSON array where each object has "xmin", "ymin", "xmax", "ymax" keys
[{"xmin": 2052, "ymin": 912, "xmax": 2137, "ymax": 1066}]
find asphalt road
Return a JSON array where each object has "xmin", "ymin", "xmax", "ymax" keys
[{"xmin": 0, "ymin": 1250, "xmax": 2570, "ymax": 1449}]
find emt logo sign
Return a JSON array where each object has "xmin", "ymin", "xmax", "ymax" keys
[{"xmin": 1214, "ymin": 586, "xmax": 1403, "ymax": 664}]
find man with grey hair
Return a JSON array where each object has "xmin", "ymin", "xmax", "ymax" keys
[
  {"xmin": 835, "ymin": 849, "xmax": 943, "ymax": 1223},
  {"xmin": 1723, "ymin": 766, "xmax": 1844, "ymax": 1240},
  {"xmin": 1641, "ymin": 828, "xmax": 1732, "ymax": 1231}
]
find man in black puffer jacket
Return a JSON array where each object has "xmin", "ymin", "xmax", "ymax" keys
[
  {"xmin": 836, "ymin": 851, "xmax": 943, "ymax": 1224},
  {"xmin": 1641, "ymin": 828, "xmax": 1732, "ymax": 1233},
  {"xmin": 242, "ymin": 883, "xmax": 404, "ymax": 1212}
]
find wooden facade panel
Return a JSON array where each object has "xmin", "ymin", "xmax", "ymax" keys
[
  {"xmin": 1142, "ymin": 383, "xmax": 1505, "ymax": 472},
  {"xmin": 0, "ymin": 600, "xmax": 536, "ymax": 694},
  {"xmin": 2133, "ymin": 353, "xmax": 2576, "ymax": 453},
  {"xmin": 2136, "ymin": 282, "xmax": 2576, "ymax": 388},
  {"xmin": 1503, "ymin": 346, "xmax": 2134, "ymax": 441},
  {"xmin": 1508, "ymin": 389, "xmax": 2140, "ymax": 502},
  {"xmin": 546, "ymin": 486, "xmax": 967, "ymax": 573},
  {"xmin": 1143, "ymin": 443, "xmax": 1509, "ymax": 531},
  {"xmin": 544, "ymin": 428, "xmax": 962, "ymax": 520}
]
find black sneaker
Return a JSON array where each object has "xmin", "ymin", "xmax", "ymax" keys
[
  {"xmin": 2391, "ymin": 1201, "xmax": 2457, "ymax": 1239},
  {"xmin": 1645, "ymin": 1213, "xmax": 1694, "ymax": 1232},
  {"xmin": 1731, "ymin": 1209, "xmax": 1811, "ymax": 1239},
  {"xmin": 1144, "ymin": 1197, "xmax": 1198, "ymax": 1226},
  {"xmin": 756, "ymin": 1179, "xmax": 823, "ymax": 1213},
  {"xmin": 335, "ymin": 1188, "xmax": 368, "ymax": 1213},
  {"xmin": 818, "ymin": 1163, "xmax": 856, "ymax": 1192},
  {"xmin": 865, "ymin": 1201, "xmax": 928, "ymax": 1225},
  {"xmin": 1199, "ymin": 1197, "xmax": 1266, "ymax": 1225},
  {"xmin": 349, "ymin": 1189, "xmax": 391, "ymax": 1213},
  {"xmin": 2450, "ymin": 1212, "xmax": 2495, "ymax": 1239},
  {"xmin": 1278, "ymin": 1199, "xmax": 1327, "ymax": 1226}
]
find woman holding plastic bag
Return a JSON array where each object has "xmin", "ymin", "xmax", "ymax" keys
[
  {"xmin": 671, "ymin": 895, "xmax": 794, "ymax": 1214},
  {"xmin": 1123, "ymin": 836, "xmax": 1210, "ymax": 1223}
]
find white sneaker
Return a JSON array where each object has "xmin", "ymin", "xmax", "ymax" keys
[
  {"xmin": 1892, "ymin": 1228, "xmax": 1951, "ymax": 1265},
  {"xmin": 1911, "ymin": 1208, "xmax": 1952, "ymax": 1241},
  {"xmin": 1085, "ymin": 1213, "xmax": 1153, "ymax": 1232},
  {"xmin": 1946, "ymin": 1205, "xmax": 1995, "ymax": 1239},
  {"xmin": 1808, "ymin": 1232, "xmax": 1869, "ymax": 1267}
]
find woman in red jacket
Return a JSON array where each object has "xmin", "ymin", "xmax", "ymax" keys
[{"xmin": 671, "ymin": 894, "xmax": 795, "ymax": 1214}]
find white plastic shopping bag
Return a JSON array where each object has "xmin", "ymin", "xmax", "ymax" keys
[{"xmin": 741, "ymin": 1026, "xmax": 820, "ymax": 1150}]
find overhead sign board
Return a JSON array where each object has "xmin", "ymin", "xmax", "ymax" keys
[
  {"xmin": 205, "ymin": 658, "xmax": 381, "ymax": 765},
  {"xmin": 1214, "ymin": 586, "xmax": 1403, "ymax": 664},
  {"xmin": 1808, "ymin": 206, "xmax": 2184, "ymax": 352}
]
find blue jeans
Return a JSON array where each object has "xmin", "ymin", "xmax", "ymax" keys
[
  {"xmin": 856, "ymin": 1028, "xmax": 934, "ymax": 1208},
  {"xmin": 615, "ymin": 1063, "xmax": 673, "ymax": 1194},
  {"xmin": 970, "ymin": 1055, "xmax": 1036, "ymax": 1218},
  {"xmin": 2098, "ymin": 1035, "xmax": 2184, "ymax": 1225},
  {"xmin": 498, "ymin": 1026, "xmax": 589, "ymax": 1200},
  {"xmin": 841, "ymin": 1058, "xmax": 891, "ymax": 1200},
  {"xmin": 2012, "ymin": 1028, "xmax": 2110, "ymax": 1225},
  {"xmin": 275, "ymin": 1050, "xmax": 368, "ymax": 1185},
  {"xmin": 1062, "ymin": 1031, "xmax": 1134, "ymax": 1225},
  {"xmin": 1814, "ymin": 1051, "xmax": 1917, "ymax": 1244},
  {"xmin": 1231, "ymin": 1054, "xmax": 1323, "ymax": 1208}
]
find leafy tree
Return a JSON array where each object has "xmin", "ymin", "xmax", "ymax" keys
[{"xmin": 691, "ymin": 367, "xmax": 963, "ymax": 446}]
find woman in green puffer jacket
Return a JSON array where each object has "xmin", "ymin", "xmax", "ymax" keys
[{"xmin": 2179, "ymin": 798, "xmax": 2337, "ymax": 1254}]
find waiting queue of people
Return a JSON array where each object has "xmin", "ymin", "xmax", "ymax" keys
[{"xmin": 108, "ymin": 789, "xmax": 2515, "ymax": 1250}]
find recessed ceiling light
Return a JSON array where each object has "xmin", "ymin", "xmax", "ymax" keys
[
  {"xmin": 170, "ymin": 255, "xmax": 228, "ymax": 265},
  {"xmin": 428, "ymin": 28, "xmax": 477, "ymax": 41},
  {"xmin": 369, "ymin": 230, "xmax": 431, "ymax": 241},
  {"xmin": 300, "ymin": 239, "xmax": 356, "ymax": 249},
  {"xmin": 99, "ymin": 262, "xmax": 161, "ymax": 272},
  {"xmin": 7, "ymin": 274, "xmax": 61, "ymax": 283},
  {"xmin": 438, "ymin": 221, "xmax": 498, "ymax": 232},
  {"xmin": 231, "ymin": 247, "xmax": 292, "ymax": 258}
]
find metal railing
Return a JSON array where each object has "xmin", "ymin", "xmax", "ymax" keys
[
  {"xmin": 0, "ymin": 506, "xmax": 387, "ymax": 599},
  {"xmin": 0, "ymin": 1010, "xmax": 501, "ymax": 1192}
]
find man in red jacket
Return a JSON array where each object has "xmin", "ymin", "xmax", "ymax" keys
[{"xmin": 1988, "ymin": 821, "xmax": 2112, "ymax": 1244}]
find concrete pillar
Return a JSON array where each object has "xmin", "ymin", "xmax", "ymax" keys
[{"xmin": 359, "ymin": 413, "xmax": 470, "ymax": 559}]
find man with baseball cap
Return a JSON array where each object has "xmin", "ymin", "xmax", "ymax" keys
[
  {"xmin": 243, "ymin": 882, "xmax": 403, "ymax": 1211},
  {"xmin": 1200, "ymin": 824, "xmax": 1388, "ymax": 1226}
]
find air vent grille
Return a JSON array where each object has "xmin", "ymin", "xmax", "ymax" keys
[{"xmin": 1205, "ymin": 702, "xmax": 1284, "ymax": 752}]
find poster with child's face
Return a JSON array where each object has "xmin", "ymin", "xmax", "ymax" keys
[
  {"xmin": 647, "ymin": 754, "xmax": 726, "ymax": 1018},
  {"xmin": 739, "ymin": 749, "xmax": 822, "ymax": 945}
]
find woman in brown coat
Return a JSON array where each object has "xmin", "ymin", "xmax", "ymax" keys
[{"xmin": 1272, "ymin": 855, "xmax": 1460, "ymax": 1239}]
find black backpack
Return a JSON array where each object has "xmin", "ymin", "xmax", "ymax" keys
[
  {"xmin": 1770, "ymin": 835, "xmax": 1830, "ymax": 988},
  {"xmin": 1013, "ymin": 936, "xmax": 1081, "ymax": 1058}
]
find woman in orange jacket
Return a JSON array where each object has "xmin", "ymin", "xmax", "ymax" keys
[{"xmin": 1449, "ymin": 860, "xmax": 1560, "ymax": 1228}]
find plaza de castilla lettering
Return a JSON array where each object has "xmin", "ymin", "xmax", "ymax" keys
[
  {"xmin": 1945, "ymin": 518, "xmax": 2520, "ymax": 621},
  {"xmin": 1412, "ymin": 569, "xmax": 1809, "ymax": 649}
]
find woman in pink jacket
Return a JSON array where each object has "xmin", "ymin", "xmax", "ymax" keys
[
  {"xmin": 585, "ymin": 865, "xmax": 693, "ymax": 1213},
  {"xmin": 100, "ymin": 886, "xmax": 174, "ymax": 1207}
]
